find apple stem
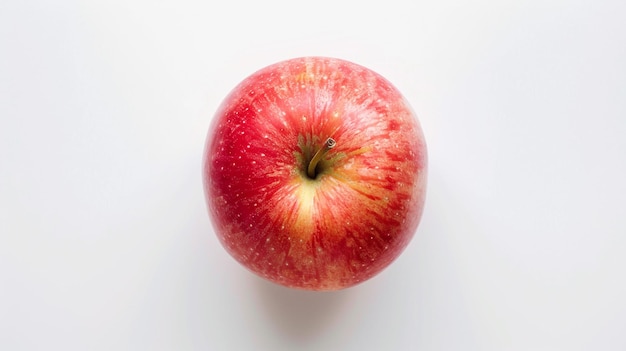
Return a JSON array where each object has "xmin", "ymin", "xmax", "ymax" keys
[{"xmin": 307, "ymin": 138, "xmax": 336, "ymax": 179}]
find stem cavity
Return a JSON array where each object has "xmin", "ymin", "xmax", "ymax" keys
[{"xmin": 307, "ymin": 138, "xmax": 336, "ymax": 179}]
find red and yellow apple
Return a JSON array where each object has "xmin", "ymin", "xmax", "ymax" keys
[{"xmin": 203, "ymin": 57, "xmax": 427, "ymax": 290}]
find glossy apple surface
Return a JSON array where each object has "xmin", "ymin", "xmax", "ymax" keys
[{"xmin": 203, "ymin": 57, "xmax": 427, "ymax": 290}]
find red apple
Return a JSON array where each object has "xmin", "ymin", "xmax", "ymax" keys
[{"xmin": 203, "ymin": 57, "xmax": 427, "ymax": 290}]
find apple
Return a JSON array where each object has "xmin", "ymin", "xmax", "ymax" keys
[{"xmin": 203, "ymin": 57, "xmax": 427, "ymax": 290}]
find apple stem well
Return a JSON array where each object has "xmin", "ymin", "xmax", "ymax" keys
[{"xmin": 307, "ymin": 138, "xmax": 336, "ymax": 179}]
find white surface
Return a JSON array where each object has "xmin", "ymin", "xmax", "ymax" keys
[{"xmin": 1, "ymin": 0, "xmax": 625, "ymax": 350}]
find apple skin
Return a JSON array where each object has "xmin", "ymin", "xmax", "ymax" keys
[{"xmin": 203, "ymin": 57, "xmax": 427, "ymax": 291}]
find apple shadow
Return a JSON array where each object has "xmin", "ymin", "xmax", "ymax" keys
[{"xmin": 254, "ymin": 277, "xmax": 351, "ymax": 343}]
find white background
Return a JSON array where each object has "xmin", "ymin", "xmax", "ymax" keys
[{"xmin": 1, "ymin": 0, "xmax": 625, "ymax": 350}]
